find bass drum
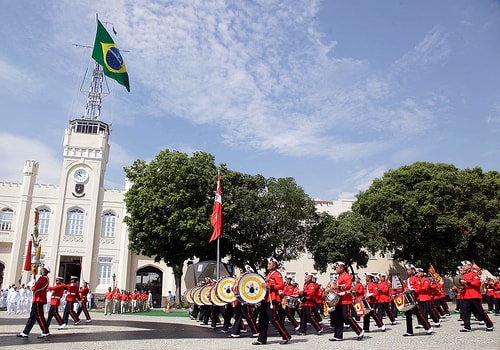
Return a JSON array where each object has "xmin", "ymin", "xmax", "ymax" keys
[
  {"xmin": 187, "ymin": 286, "xmax": 198, "ymax": 304},
  {"xmin": 210, "ymin": 285, "xmax": 226, "ymax": 306},
  {"xmin": 216, "ymin": 276, "xmax": 236, "ymax": 303},
  {"xmin": 234, "ymin": 272, "xmax": 266, "ymax": 304},
  {"xmin": 200, "ymin": 285, "xmax": 213, "ymax": 306},
  {"xmin": 193, "ymin": 287, "xmax": 204, "ymax": 306}
]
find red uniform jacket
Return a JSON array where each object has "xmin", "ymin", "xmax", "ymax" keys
[
  {"xmin": 335, "ymin": 272, "xmax": 353, "ymax": 305},
  {"xmin": 48, "ymin": 284, "xmax": 65, "ymax": 306},
  {"xmin": 366, "ymin": 281, "xmax": 379, "ymax": 306},
  {"xmin": 354, "ymin": 282, "xmax": 365, "ymax": 300},
  {"xmin": 32, "ymin": 275, "xmax": 50, "ymax": 304},
  {"xmin": 315, "ymin": 285, "xmax": 324, "ymax": 304},
  {"xmin": 265, "ymin": 270, "xmax": 284, "ymax": 302},
  {"xmin": 494, "ymin": 281, "xmax": 500, "ymax": 299},
  {"xmin": 79, "ymin": 285, "xmax": 89, "ymax": 303},
  {"xmin": 462, "ymin": 271, "xmax": 482, "ymax": 299},
  {"xmin": 301, "ymin": 281, "xmax": 320, "ymax": 307},
  {"xmin": 415, "ymin": 276, "xmax": 432, "ymax": 302},
  {"xmin": 64, "ymin": 282, "xmax": 80, "ymax": 302},
  {"xmin": 377, "ymin": 281, "xmax": 391, "ymax": 303}
]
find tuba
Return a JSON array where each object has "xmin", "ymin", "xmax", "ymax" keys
[{"xmin": 453, "ymin": 275, "xmax": 464, "ymax": 289}]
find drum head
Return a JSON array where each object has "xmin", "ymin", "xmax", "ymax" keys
[
  {"xmin": 200, "ymin": 285, "xmax": 212, "ymax": 305},
  {"xmin": 236, "ymin": 272, "xmax": 266, "ymax": 304},
  {"xmin": 186, "ymin": 288, "xmax": 194, "ymax": 304},
  {"xmin": 216, "ymin": 276, "xmax": 236, "ymax": 303},
  {"xmin": 210, "ymin": 285, "xmax": 226, "ymax": 306},
  {"xmin": 193, "ymin": 287, "xmax": 203, "ymax": 306}
]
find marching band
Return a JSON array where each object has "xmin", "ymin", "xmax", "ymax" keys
[{"xmin": 184, "ymin": 259, "xmax": 497, "ymax": 345}]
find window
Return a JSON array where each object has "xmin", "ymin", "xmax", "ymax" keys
[
  {"xmin": 285, "ymin": 272, "xmax": 296, "ymax": 282},
  {"xmin": 101, "ymin": 211, "xmax": 116, "ymax": 237},
  {"xmin": 65, "ymin": 208, "xmax": 84, "ymax": 235},
  {"xmin": 0, "ymin": 208, "xmax": 13, "ymax": 231},
  {"xmin": 98, "ymin": 257, "xmax": 113, "ymax": 285},
  {"xmin": 38, "ymin": 208, "xmax": 51, "ymax": 234},
  {"xmin": 329, "ymin": 273, "xmax": 339, "ymax": 283}
]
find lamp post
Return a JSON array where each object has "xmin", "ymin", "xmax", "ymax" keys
[{"xmin": 112, "ymin": 273, "xmax": 116, "ymax": 287}]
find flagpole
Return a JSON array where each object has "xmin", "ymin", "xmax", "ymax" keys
[
  {"xmin": 216, "ymin": 168, "xmax": 221, "ymax": 280},
  {"xmin": 216, "ymin": 236, "xmax": 220, "ymax": 280}
]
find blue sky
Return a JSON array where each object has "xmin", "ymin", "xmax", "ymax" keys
[{"xmin": 1, "ymin": 0, "xmax": 499, "ymax": 199}]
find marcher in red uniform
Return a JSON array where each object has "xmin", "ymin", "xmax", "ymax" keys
[
  {"xmin": 363, "ymin": 273, "xmax": 385, "ymax": 332},
  {"xmin": 76, "ymin": 281, "xmax": 92, "ymax": 322},
  {"xmin": 484, "ymin": 277, "xmax": 495, "ymax": 313},
  {"xmin": 104, "ymin": 286, "xmax": 113, "ymax": 315},
  {"xmin": 458, "ymin": 260, "xmax": 493, "ymax": 332},
  {"xmin": 297, "ymin": 272, "xmax": 323, "ymax": 335},
  {"xmin": 328, "ymin": 261, "xmax": 364, "ymax": 341},
  {"xmin": 47, "ymin": 276, "xmax": 65, "ymax": 326},
  {"xmin": 282, "ymin": 277, "xmax": 300, "ymax": 329},
  {"xmin": 17, "ymin": 265, "xmax": 51, "ymax": 338},
  {"xmin": 494, "ymin": 274, "xmax": 500, "ymax": 316},
  {"xmin": 312, "ymin": 275, "xmax": 324, "ymax": 324},
  {"xmin": 402, "ymin": 264, "xmax": 433, "ymax": 336},
  {"xmin": 414, "ymin": 268, "xmax": 441, "ymax": 327},
  {"xmin": 353, "ymin": 276, "xmax": 365, "ymax": 321},
  {"xmin": 377, "ymin": 273, "xmax": 397, "ymax": 324},
  {"xmin": 60, "ymin": 275, "xmax": 81, "ymax": 328},
  {"xmin": 252, "ymin": 257, "xmax": 291, "ymax": 346}
]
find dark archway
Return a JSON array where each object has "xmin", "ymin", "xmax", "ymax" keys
[
  {"xmin": 58, "ymin": 256, "xmax": 82, "ymax": 284},
  {"xmin": 136, "ymin": 266, "xmax": 162, "ymax": 308},
  {"xmin": 0, "ymin": 261, "xmax": 5, "ymax": 289}
]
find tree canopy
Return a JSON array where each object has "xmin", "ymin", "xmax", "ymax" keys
[
  {"xmin": 123, "ymin": 150, "xmax": 218, "ymax": 300},
  {"xmin": 306, "ymin": 211, "xmax": 384, "ymax": 274},
  {"xmin": 220, "ymin": 171, "xmax": 317, "ymax": 271},
  {"xmin": 353, "ymin": 162, "xmax": 500, "ymax": 274}
]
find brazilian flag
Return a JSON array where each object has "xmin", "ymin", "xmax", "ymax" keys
[{"xmin": 92, "ymin": 20, "xmax": 130, "ymax": 92}]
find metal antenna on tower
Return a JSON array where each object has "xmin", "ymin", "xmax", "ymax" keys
[{"xmin": 84, "ymin": 62, "xmax": 104, "ymax": 120}]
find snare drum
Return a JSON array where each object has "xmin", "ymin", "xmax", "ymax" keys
[
  {"xmin": 286, "ymin": 296, "xmax": 301, "ymax": 309},
  {"xmin": 394, "ymin": 291, "xmax": 416, "ymax": 312},
  {"xmin": 361, "ymin": 297, "xmax": 372, "ymax": 312},
  {"xmin": 325, "ymin": 292, "xmax": 340, "ymax": 307}
]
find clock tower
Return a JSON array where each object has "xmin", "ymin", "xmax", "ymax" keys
[{"xmin": 46, "ymin": 63, "xmax": 112, "ymax": 282}]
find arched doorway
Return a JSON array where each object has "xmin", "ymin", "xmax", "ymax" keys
[{"xmin": 136, "ymin": 266, "xmax": 162, "ymax": 308}]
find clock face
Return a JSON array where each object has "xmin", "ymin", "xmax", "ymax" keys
[{"xmin": 74, "ymin": 168, "xmax": 89, "ymax": 183}]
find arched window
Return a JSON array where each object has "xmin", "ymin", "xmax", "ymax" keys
[
  {"xmin": 101, "ymin": 211, "xmax": 116, "ymax": 237},
  {"xmin": 38, "ymin": 208, "xmax": 51, "ymax": 234},
  {"xmin": 0, "ymin": 208, "xmax": 13, "ymax": 231},
  {"xmin": 66, "ymin": 208, "xmax": 84, "ymax": 235}
]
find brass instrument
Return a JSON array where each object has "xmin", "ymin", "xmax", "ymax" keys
[{"xmin": 453, "ymin": 274, "xmax": 464, "ymax": 289}]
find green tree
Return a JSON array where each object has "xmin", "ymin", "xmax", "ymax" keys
[
  {"xmin": 220, "ymin": 172, "xmax": 317, "ymax": 271},
  {"xmin": 353, "ymin": 162, "xmax": 500, "ymax": 274},
  {"xmin": 123, "ymin": 150, "xmax": 218, "ymax": 302},
  {"xmin": 306, "ymin": 211, "xmax": 383, "ymax": 275}
]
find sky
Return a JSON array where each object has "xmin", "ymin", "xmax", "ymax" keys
[{"xmin": 0, "ymin": 0, "xmax": 499, "ymax": 200}]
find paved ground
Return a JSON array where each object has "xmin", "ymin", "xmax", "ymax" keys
[{"xmin": 0, "ymin": 310, "xmax": 498, "ymax": 350}]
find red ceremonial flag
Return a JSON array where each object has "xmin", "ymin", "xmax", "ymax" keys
[
  {"xmin": 23, "ymin": 240, "xmax": 32, "ymax": 271},
  {"xmin": 209, "ymin": 173, "xmax": 222, "ymax": 243}
]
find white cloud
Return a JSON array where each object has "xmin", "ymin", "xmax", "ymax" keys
[
  {"xmin": 43, "ymin": 1, "xmax": 449, "ymax": 165},
  {"xmin": 0, "ymin": 133, "xmax": 61, "ymax": 184}
]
